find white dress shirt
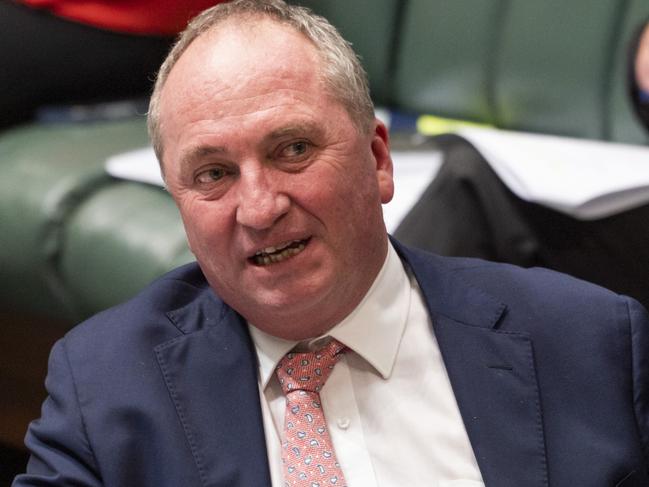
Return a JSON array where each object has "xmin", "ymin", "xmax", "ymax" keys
[{"xmin": 248, "ymin": 243, "xmax": 485, "ymax": 487}]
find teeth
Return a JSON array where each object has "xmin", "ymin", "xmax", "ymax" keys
[
  {"xmin": 255, "ymin": 240, "xmax": 301, "ymax": 257},
  {"xmin": 253, "ymin": 241, "xmax": 306, "ymax": 266}
]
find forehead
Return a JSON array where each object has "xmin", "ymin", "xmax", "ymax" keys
[{"xmin": 159, "ymin": 18, "xmax": 326, "ymax": 126}]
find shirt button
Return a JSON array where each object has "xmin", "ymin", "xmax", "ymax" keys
[{"xmin": 337, "ymin": 417, "xmax": 350, "ymax": 430}]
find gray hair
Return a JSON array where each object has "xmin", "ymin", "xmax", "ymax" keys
[{"xmin": 147, "ymin": 0, "xmax": 374, "ymax": 163}]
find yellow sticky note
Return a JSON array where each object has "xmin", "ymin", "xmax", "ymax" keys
[{"xmin": 416, "ymin": 115, "xmax": 492, "ymax": 136}]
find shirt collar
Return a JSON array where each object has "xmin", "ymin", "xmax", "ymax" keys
[{"xmin": 248, "ymin": 242, "xmax": 411, "ymax": 389}]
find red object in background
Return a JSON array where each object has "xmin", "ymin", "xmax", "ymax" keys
[{"xmin": 17, "ymin": 0, "xmax": 227, "ymax": 36}]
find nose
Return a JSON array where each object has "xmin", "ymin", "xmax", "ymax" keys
[{"xmin": 235, "ymin": 165, "xmax": 290, "ymax": 230}]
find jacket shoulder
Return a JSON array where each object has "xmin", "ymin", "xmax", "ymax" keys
[
  {"xmin": 63, "ymin": 262, "xmax": 217, "ymax": 350},
  {"xmin": 397, "ymin": 242, "xmax": 639, "ymax": 334}
]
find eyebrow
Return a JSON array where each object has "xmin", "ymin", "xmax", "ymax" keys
[
  {"xmin": 178, "ymin": 121, "xmax": 322, "ymax": 169},
  {"xmin": 180, "ymin": 145, "xmax": 227, "ymax": 169},
  {"xmin": 266, "ymin": 121, "xmax": 322, "ymax": 141}
]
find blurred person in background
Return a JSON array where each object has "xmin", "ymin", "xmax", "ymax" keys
[
  {"xmin": 0, "ymin": 0, "xmax": 226, "ymax": 129},
  {"xmin": 631, "ymin": 19, "xmax": 649, "ymax": 133}
]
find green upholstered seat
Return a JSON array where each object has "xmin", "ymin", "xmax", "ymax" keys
[
  {"xmin": 59, "ymin": 182, "xmax": 192, "ymax": 318},
  {"xmin": 0, "ymin": 118, "xmax": 189, "ymax": 321},
  {"xmin": 288, "ymin": 0, "xmax": 400, "ymax": 105},
  {"xmin": 0, "ymin": 119, "xmax": 146, "ymax": 319},
  {"xmin": 283, "ymin": 0, "xmax": 649, "ymax": 143},
  {"xmin": 493, "ymin": 1, "xmax": 622, "ymax": 139},
  {"xmin": 393, "ymin": 0, "xmax": 507, "ymax": 123}
]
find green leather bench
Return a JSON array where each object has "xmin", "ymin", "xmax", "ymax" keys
[
  {"xmin": 0, "ymin": 119, "xmax": 192, "ymax": 324},
  {"xmin": 3, "ymin": 0, "xmax": 649, "ymax": 449},
  {"xmin": 301, "ymin": 0, "xmax": 649, "ymax": 144},
  {"xmin": 0, "ymin": 120, "xmax": 193, "ymax": 448}
]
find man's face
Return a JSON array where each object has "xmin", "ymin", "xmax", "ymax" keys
[{"xmin": 159, "ymin": 19, "xmax": 393, "ymax": 340}]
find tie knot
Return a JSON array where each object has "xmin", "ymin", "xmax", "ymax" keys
[{"xmin": 276, "ymin": 339, "xmax": 346, "ymax": 395}]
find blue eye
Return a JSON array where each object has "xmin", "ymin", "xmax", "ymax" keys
[
  {"xmin": 290, "ymin": 142, "xmax": 307, "ymax": 154},
  {"xmin": 196, "ymin": 167, "xmax": 226, "ymax": 184},
  {"xmin": 283, "ymin": 141, "xmax": 309, "ymax": 157}
]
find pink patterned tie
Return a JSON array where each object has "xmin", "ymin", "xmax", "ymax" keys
[{"xmin": 276, "ymin": 339, "xmax": 348, "ymax": 487}]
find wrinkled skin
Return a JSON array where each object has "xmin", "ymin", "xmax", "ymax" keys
[{"xmin": 158, "ymin": 19, "xmax": 394, "ymax": 340}]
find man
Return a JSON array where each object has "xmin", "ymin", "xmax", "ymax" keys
[{"xmin": 14, "ymin": 1, "xmax": 649, "ymax": 486}]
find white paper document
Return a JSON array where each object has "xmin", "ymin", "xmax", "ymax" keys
[
  {"xmin": 458, "ymin": 127, "xmax": 649, "ymax": 219},
  {"xmin": 106, "ymin": 147, "xmax": 164, "ymax": 186}
]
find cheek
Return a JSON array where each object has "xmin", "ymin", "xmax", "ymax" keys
[
  {"xmin": 323, "ymin": 178, "xmax": 381, "ymax": 240},
  {"xmin": 177, "ymin": 199, "xmax": 227, "ymax": 254},
  {"xmin": 182, "ymin": 217, "xmax": 234, "ymax": 281}
]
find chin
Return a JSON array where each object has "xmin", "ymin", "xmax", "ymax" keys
[{"xmin": 250, "ymin": 280, "xmax": 335, "ymax": 318}]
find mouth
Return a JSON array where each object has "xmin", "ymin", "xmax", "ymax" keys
[{"xmin": 249, "ymin": 238, "xmax": 310, "ymax": 266}]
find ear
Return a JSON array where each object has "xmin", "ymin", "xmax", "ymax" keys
[{"xmin": 371, "ymin": 118, "xmax": 394, "ymax": 204}]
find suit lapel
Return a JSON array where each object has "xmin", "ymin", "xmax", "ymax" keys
[
  {"xmin": 152, "ymin": 243, "xmax": 549, "ymax": 486},
  {"xmin": 398, "ymin": 243, "xmax": 549, "ymax": 487},
  {"xmin": 155, "ymin": 292, "xmax": 271, "ymax": 487}
]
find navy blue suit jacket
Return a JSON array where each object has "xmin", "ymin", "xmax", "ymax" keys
[{"xmin": 14, "ymin": 242, "xmax": 649, "ymax": 486}]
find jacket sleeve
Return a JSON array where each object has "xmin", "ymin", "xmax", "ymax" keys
[
  {"xmin": 630, "ymin": 296, "xmax": 649, "ymax": 467},
  {"xmin": 12, "ymin": 339, "xmax": 102, "ymax": 486}
]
